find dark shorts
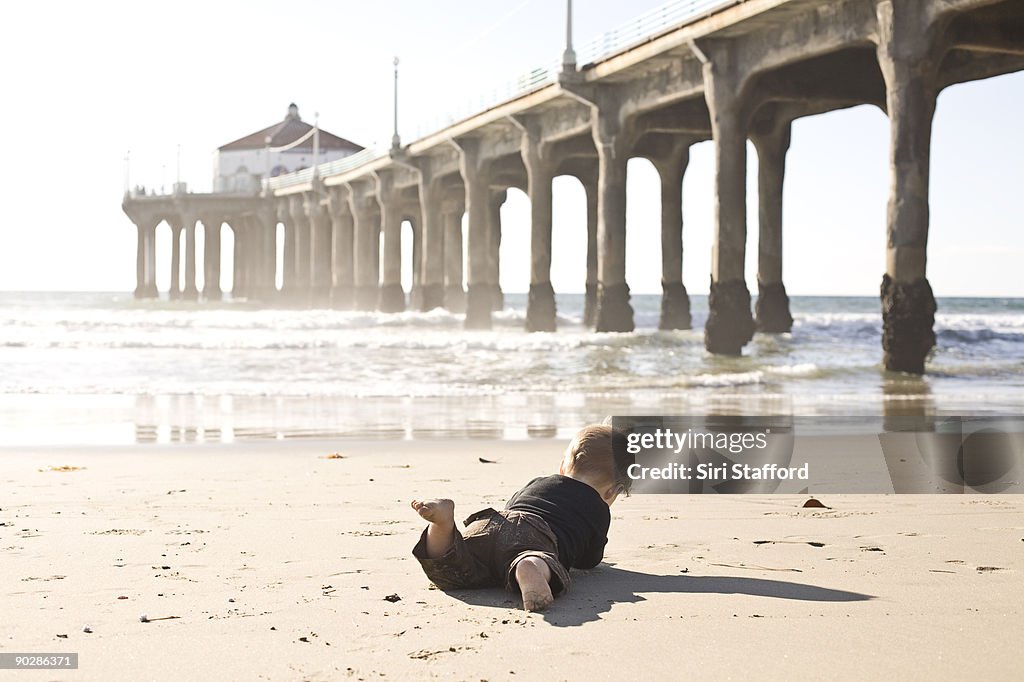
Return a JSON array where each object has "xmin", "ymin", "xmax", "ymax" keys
[{"xmin": 412, "ymin": 508, "xmax": 571, "ymax": 595}]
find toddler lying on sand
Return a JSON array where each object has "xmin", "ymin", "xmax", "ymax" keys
[{"xmin": 410, "ymin": 424, "xmax": 633, "ymax": 611}]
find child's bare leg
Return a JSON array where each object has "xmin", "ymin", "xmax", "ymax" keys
[
  {"xmin": 515, "ymin": 557, "xmax": 554, "ymax": 612},
  {"xmin": 410, "ymin": 499, "xmax": 456, "ymax": 558}
]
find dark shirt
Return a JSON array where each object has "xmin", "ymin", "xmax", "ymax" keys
[{"xmin": 506, "ymin": 475, "xmax": 610, "ymax": 570}]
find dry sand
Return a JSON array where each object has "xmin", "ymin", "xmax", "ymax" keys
[{"xmin": 2, "ymin": 439, "xmax": 1022, "ymax": 681}]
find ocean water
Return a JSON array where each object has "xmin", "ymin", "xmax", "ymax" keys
[{"xmin": 1, "ymin": 291, "xmax": 1023, "ymax": 445}]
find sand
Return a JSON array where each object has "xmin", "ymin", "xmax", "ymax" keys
[{"xmin": 2, "ymin": 438, "xmax": 1023, "ymax": 681}]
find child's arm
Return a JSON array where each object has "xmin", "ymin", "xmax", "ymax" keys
[{"xmin": 573, "ymin": 533, "xmax": 607, "ymax": 569}]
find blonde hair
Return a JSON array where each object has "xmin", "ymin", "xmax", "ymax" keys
[{"xmin": 566, "ymin": 424, "xmax": 634, "ymax": 495}]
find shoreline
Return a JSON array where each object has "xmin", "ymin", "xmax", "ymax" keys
[
  {"xmin": 3, "ymin": 439, "xmax": 1022, "ymax": 680},
  {"xmin": 4, "ymin": 390, "xmax": 1024, "ymax": 449}
]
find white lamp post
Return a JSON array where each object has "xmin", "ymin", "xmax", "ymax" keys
[
  {"xmin": 391, "ymin": 56, "xmax": 401, "ymax": 151},
  {"xmin": 562, "ymin": 0, "xmax": 577, "ymax": 73}
]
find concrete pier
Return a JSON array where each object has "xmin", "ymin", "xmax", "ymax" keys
[
  {"xmin": 306, "ymin": 192, "xmax": 332, "ymax": 307},
  {"xmin": 581, "ymin": 169, "xmax": 599, "ymax": 328},
  {"xmin": 591, "ymin": 106, "xmax": 634, "ymax": 333},
  {"xmin": 487, "ymin": 190, "xmax": 506, "ymax": 312},
  {"xmin": 168, "ymin": 219, "xmax": 183, "ymax": 300},
  {"xmin": 456, "ymin": 139, "xmax": 492, "ymax": 329},
  {"xmin": 234, "ymin": 218, "xmax": 250, "ymax": 301},
  {"xmin": 123, "ymin": 0, "xmax": 1023, "ymax": 374},
  {"xmin": 751, "ymin": 118, "xmax": 794, "ymax": 334},
  {"xmin": 699, "ymin": 46, "xmax": 755, "ymax": 356},
  {"xmin": 288, "ymin": 196, "xmax": 312, "ymax": 304},
  {"xmin": 295, "ymin": 205, "xmax": 312, "ymax": 302},
  {"xmin": 521, "ymin": 128, "xmax": 557, "ymax": 333},
  {"xmin": 133, "ymin": 220, "xmax": 158, "ymax": 299},
  {"xmin": 347, "ymin": 181, "xmax": 381, "ymax": 311},
  {"xmin": 254, "ymin": 208, "xmax": 279, "ymax": 301},
  {"xmin": 876, "ymin": 0, "xmax": 940, "ymax": 374},
  {"xmin": 123, "ymin": 192, "xmax": 278, "ymax": 303},
  {"xmin": 443, "ymin": 200, "xmax": 465, "ymax": 313},
  {"xmin": 327, "ymin": 188, "xmax": 355, "ymax": 309},
  {"xmin": 415, "ymin": 168, "xmax": 445, "ymax": 312},
  {"xmin": 375, "ymin": 172, "xmax": 406, "ymax": 313},
  {"xmin": 181, "ymin": 217, "xmax": 199, "ymax": 300},
  {"xmin": 649, "ymin": 137, "xmax": 693, "ymax": 331},
  {"xmin": 202, "ymin": 216, "xmax": 222, "ymax": 301},
  {"xmin": 232, "ymin": 219, "xmax": 250, "ymax": 300}
]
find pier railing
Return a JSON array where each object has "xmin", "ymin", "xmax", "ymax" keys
[
  {"xmin": 410, "ymin": 61, "xmax": 561, "ymax": 139},
  {"xmin": 264, "ymin": 147, "xmax": 388, "ymax": 191},
  {"xmin": 267, "ymin": 0, "xmax": 736, "ymax": 192},
  {"xmin": 575, "ymin": 0, "xmax": 735, "ymax": 66}
]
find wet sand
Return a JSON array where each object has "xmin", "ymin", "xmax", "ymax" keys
[{"xmin": 2, "ymin": 439, "xmax": 1023, "ymax": 680}]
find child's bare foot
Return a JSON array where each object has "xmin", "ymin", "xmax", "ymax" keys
[
  {"xmin": 515, "ymin": 557, "xmax": 554, "ymax": 612},
  {"xmin": 410, "ymin": 499, "xmax": 456, "ymax": 558},
  {"xmin": 411, "ymin": 498, "xmax": 454, "ymax": 524}
]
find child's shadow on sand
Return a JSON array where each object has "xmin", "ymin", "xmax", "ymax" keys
[{"xmin": 446, "ymin": 564, "xmax": 874, "ymax": 627}]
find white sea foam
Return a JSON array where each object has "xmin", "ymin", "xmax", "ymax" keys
[
  {"xmin": 0, "ymin": 292, "xmax": 1022, "ymax": 409},
  {"xmin": 764, "ymin": 363, "xmax": 821, "ymax": 377}
]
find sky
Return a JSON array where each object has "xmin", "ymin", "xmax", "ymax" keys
[{"xmin": 0, "ymin": 0, "xmax": 1021, "ymax": 296}]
